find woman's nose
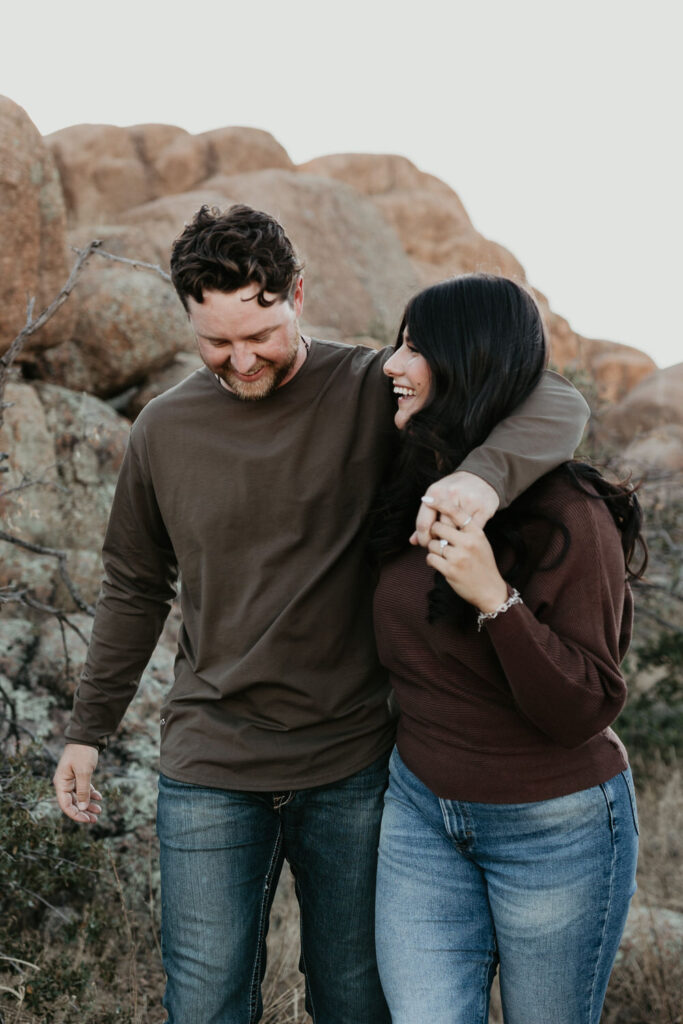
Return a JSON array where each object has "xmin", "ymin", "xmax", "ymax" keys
[{"xmin": 383, "ymin": 350, "xmax": 401, "ymax": 377}]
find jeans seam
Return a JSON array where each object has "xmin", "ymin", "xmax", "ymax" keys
[
  {"xmin": 622, "ymin": 769, "xmax": 640, "ymax": 834},
  {"xmin": 587, "ymin": 781, "xmax": 618, "ymax": 1022},
  {"xmin": 248, "ymin": 820, "xmax": 283, "ymax": 1024},
  {"xmin": 477, "ymin": 950, "xmax": 498, "ymax": 1023}
]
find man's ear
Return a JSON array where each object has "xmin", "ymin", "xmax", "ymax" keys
[{"xmin": 292, "ymin": 276, "xmax": 304, "ymax": 317}]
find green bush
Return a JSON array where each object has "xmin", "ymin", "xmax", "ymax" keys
[
  {"xmin": 0, "ymin": 745, "xmax": 105, "ymax": 939},
  {"xmin": 0, "ymin": 742, "xmax": 159, "ymax": 1023},
  {"xmin": 617, "ymin": 632, "xmax": 683, "ymax": 764}
]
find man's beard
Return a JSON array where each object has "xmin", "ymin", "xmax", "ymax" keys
[{"xmin": 218, "ymin": 328, "xmax": 301, "ymax": 401}]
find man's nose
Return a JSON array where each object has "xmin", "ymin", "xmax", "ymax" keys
[{"xmin": 229, "ymin": 344, "xmax": 258, "ymax": 374}]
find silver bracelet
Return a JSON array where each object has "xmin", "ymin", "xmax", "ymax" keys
[{"xmin": 477, "ymin": 588, "xmax": 523, "ymax": 632}]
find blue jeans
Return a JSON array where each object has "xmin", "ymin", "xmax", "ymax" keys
[
  {"xmin": 156, "ymin": 752, "xmax": 391, "ymax": 1024},
  {"xmin": 375, "ymin": 747, "xmax": 639, "ymax": 1024}
]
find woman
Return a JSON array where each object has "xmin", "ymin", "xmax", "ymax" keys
[{"xmin": 372, "ymin": 274, "xmax": 645, "ymax": 1024}]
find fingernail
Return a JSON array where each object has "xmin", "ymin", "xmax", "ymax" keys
[
  {"xmin": 420, "ymin": 495, "xmax": 435, "ymax": 504},
  {"xmin": 77, "ymin": 801, "xmax": 89, "ymax": 810}
]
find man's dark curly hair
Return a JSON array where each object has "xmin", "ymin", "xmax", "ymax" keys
[{"xmin": 170, "ymin": 204, "xmax": 304, "ymax": 310}]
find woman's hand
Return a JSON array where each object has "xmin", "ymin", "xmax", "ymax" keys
[{"xmin": 426, "ymin": 512, "xmax": 508, "ymax": 613}]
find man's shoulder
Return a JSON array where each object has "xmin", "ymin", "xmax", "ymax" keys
[
  {"xmin": 309, "ymin": 338, "xmax": 390, "ymax": 375},
  {"xmin": 134, "ymin": 367, "xmax": 213, "ymax": 426}
]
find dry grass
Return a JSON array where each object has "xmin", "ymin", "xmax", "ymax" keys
[
  {"xmin": 633, "ymin": 756, "xmax": 683, "ymax": 912},
  {"xmin": 601, "ymin": 757, "xmax": 683, "ymax": 1024},
  {"xmin": 262, "ymin": 869, "xmax": 308, "ymax": 1023}
]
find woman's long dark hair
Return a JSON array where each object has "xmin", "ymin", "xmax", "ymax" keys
[{"xmin": 370, "ymin": 273, "xmax": 647, "ymax": 622}]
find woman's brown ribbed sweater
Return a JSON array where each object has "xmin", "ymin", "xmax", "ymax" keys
[{"xmin": 373, "ymin": 469, "xmax": 632, "ymax": 803}]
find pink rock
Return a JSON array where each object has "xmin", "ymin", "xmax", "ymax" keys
[
  {"xmin": 602, "ymin": 363, "xmax": 683, "ymax": 443},
  {"xmin": 0, "ymin": 96, "xmax": 75, "ymax": 354}
]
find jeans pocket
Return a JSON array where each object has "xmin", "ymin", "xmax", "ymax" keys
[{"xmin": 621, "ymin": 768, "xmax": 640, "ymax": 835}]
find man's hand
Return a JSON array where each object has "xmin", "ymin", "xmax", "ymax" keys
[
  {"xmin": 411, "ymin": 471, "xmax": 500, "ymax": 547},
  {"xmin": 53, "ymin": 744, "xmax": 103, "ymax": 824}
]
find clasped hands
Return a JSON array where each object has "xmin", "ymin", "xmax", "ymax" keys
[{"xmin": 412, "ymin": 470, "xmax": 509, "ymax": 615}]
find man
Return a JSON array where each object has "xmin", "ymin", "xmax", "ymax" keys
[{"xmin": 54, "ymin": 204, "xmax": 589, "ymax": 1024}]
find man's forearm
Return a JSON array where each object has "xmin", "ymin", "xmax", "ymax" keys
[
  {"xmin": 65, "ymin": 432, "xmax": 178, "ymax": 748},
  {"xmin": 65, "ymin": 566, "xmax": 175, "ymax": 748},
  {"xmin": 457, "ymin": 369, "xmax": 589, "ymax": 508}
]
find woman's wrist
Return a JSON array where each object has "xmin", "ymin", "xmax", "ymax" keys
[
  {"xmin": 476, "ymin": 586, "xmax": 523, "ymax": 632},
  {"xmin": 475, "ymin": 580, "xmax": 510, "ymax": 615}
]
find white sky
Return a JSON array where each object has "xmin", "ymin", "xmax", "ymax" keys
[{"xmin": 3, "ymin": 0, "xmax": 681, "ymax": 368}]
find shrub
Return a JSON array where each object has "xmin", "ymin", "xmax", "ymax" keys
[
  {"xmin": 617, "ymin": 632, "xmax": 683, "ymax": 763},
  {"xmin": 0, "ymin": 742, "xmax": 163, "ymax": 1023}
]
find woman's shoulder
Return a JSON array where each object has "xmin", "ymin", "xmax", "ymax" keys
[
  {"xmin": 504, "ymin": 465, "xmax": 630, "ymax": 599},
  {"xmin": 521, "ymin": 463, "xmax": 624, "ymax": 548},
  {"xmin": 525, "ymin": 463, "xmax": 601, "ymax": 507}
]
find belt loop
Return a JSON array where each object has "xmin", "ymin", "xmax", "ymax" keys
[{"xmin": 272, "ymin": 791, "xmax": 294, "ymax": 811}]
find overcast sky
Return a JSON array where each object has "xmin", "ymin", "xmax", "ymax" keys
[{"xmin": 3, "ymin": 0, "xmax": 681, "ymax": 368}]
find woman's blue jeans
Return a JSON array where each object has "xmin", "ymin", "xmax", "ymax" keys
[
  {"xmin": 156, "ymin": 752, "xmax": 391, "ymax": 1024},
  {"xmin": 375, "ymin": 748, "xmax": 639, "ymax": 1024}
]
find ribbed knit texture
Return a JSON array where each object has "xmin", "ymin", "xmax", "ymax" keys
[{"xmin": 373, "ymin": 470, "xmax": 632, "ymax": 803}]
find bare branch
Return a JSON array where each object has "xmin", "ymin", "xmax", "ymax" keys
[
  {"xmin": 0, "ymin": 239, "xmax": 172, "ymax": 490},
  {"xmin": 0, "ymin": 241, "xmax": 173, "ymax": 412},
  {"xmin": 646, "ymin": 528, "xmax": 682, "ymax": 554},
  {"xmin": 58, "ymin": 615, "xmax": 71, "ymax": 681},
  {"xmin": 10, "ymin": 848, "xmax": 101, "ymax": 876},
  {"xmin": 0, "ymin": 953, "xmax": 39, "ymax": 971},
  {"xmin": 0, "ymin": 677, "xmax": 19, "ymax": 745},
  {"xmin": 88, "ymin": 246, "xmax": 172, "ymax": 283},
  {"xmin": 633, "ymin": 579, "xmax": 683, "ymax": 605},
  {"xmin": 0, "ymin": 982, "xmax": 25, "ymax": 999},
  {"xmin": 633, "ymin": 604, "xmax": 683, "ymax": 635},
  {"xmin": 13, "ymin": 883, "xmax": 70, "ymax": 922},
  {"xmin": 0, "ymin": 529, "xmax": 95, "ymax": 616},
  {"xmin": 0, "ymin": 240, "xmax": 103, "ymax": 425},
  {"xmin": 0, "ymin": 689, "xmax": 58, "ymax": 761},
  {"xmin": 0, "ymin": 462, "xmax": 61, "ymax": 500},
  {"xmin": 0, "ymin": 588, "xmax": 91, "ymax": 644}
]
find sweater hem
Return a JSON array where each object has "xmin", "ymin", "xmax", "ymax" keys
[{"xmin": 396, "ymin": 740, "xmax": 628, "ymax": 805}]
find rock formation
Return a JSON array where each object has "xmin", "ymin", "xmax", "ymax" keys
[
  {"xmin": 300, "ymin": 152, "xmax": 522, "ymax": 282},
  {"xmin": 0, "ymin": 380, "xmax": 130, "ymax": 607},
  {"xmin": 45, "ymin": 123, "xmax": 293, "ymax": 226},
  {"xmin": 298, "ymin": 151, "xmax": 658, "ymax": 403},
  {"xmin": 34, "ymin": 261, "xmax": 194, "ymax": 397},
  {"xmin": 599, "ymin": 363, "xmax": 683, "ymax": 470},
  {"xmin": 0, "ymin": 97, "xmax": 75, "ymax": 354}
]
